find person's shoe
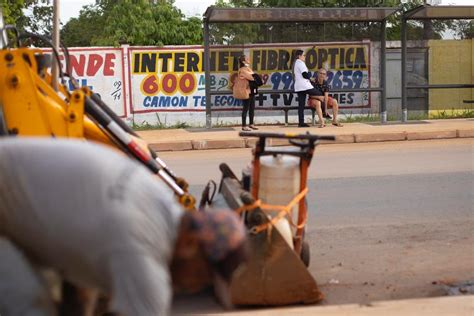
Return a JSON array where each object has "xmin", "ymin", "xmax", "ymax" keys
[
  {"xmin": 242, "ymin": 126, "xmax": 251, "ymax": 131},
  {"xmin": 298, "ymin": 123, "xmax": 310, "ymax": 128},
  {"xmin": 249, "ymin": 125, "xmax": 259, "ymax": 130},
  {"xmin": 323, "ymin": 113, "xmax": 332, "ymax": 120},
  {"xmin": 332, "ymin": 121, "xmax": 343, "ymax": 127}
]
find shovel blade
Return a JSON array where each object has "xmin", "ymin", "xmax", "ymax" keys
[{"xmin": 230, "ymin": 223, "xmax": 323, "ymax": 306}]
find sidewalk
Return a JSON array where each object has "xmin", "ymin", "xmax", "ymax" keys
[
  {"xmin": 137, "ymin": 119, "xmax": 474, "ymax": 151},
  {"xmin": 208, "ymin": 295, "xmax": 474, "ymax": 316}
]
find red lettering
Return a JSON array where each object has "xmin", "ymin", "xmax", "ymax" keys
[
  {"xmin": 142, "ymin": 74, "xmax": 159, "ymax": 95},
  {"xmin": 70, "ymin": 54, "xmax": 86, "ymax": 76},
  {"xmin": 162, "ymin": 74, "xmax": 177, "ymax": 95},
  {"xmin": 86, "ymin": 54, "xmax": 103, "ymax": 76},
  {"xmin": 179, "ymin": 73, "xmax": 195, "ymax": 94},
  {"xmin": 104, "ymin": 53, "xmax": 115, "ymax": 76}
]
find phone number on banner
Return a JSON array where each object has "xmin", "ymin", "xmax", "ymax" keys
[{"xmin": 259, "ymin": 70, "xmax": 368, "ymax": 91}]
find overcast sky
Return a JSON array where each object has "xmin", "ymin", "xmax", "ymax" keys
[{"xmin": 60, "ymin": 0, "xmax": 472, "ymax": 24}]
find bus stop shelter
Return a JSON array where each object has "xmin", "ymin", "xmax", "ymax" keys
[
  {"xmin": 401, "ymin": 5, "xmax": 474, "ymax": 122},
  {"xmin": 203, "ymin": 7, "xmax": 398, "ymax": 128}
]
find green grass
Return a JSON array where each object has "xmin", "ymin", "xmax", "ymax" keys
[
  {"xmin": 340, "ymin": 108, "xmax": 474, "ymax": 123},
  {"xmin": 131, "ymin": 113, "xmax": 190, "ymax": 131},
  {"xmin": 339, "ymin": 112, "xmax": 381, "ymax": 123},
  {"xmin": 429, "ymin": 108, "xmax": 474, "ymax": 119},
  {"xmin": 130, "ymin": 108, "xmax": 474, "ymax": 130}
]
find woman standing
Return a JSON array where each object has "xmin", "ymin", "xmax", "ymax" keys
[{"xmin": 238, "ymin": 55, "xmax": 258, "ymax": 131}]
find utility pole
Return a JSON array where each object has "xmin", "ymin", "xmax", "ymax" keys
[
  {"xmin": 0, "ymin": 6, "xmax": 8, "ymax": 49},
  {"xmin": 52, "ymin": 0, "xmax": 60, "ymax": 91}
]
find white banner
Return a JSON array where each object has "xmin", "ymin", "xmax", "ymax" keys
[
  {"xmin": 62, "ymin": 48, "xmax": 127, "ymax": 117},
  {"xmin": 128, "ymin": 42, "xmax": 371, "ymax": 114},
  {"xmin": 129, "ymin": 46, "xmax": 206, "ymax": 114}
]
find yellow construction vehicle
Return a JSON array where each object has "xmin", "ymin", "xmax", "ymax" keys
[
  {"xmin": 0, "ymin": 27, "xmax": 196, "ymax": 211},
  {"xmin": 0, "ymin": 16, "xmax": 333, "ymax": 308}
]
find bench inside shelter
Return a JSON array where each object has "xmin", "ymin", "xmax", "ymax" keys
[
  {"xmin": 278, "ymin": 96, "xmax": 327, "ymax": 126},
  {"xmin": 280, "ymin": 106, "xmax": 317, "ymax": 126}
]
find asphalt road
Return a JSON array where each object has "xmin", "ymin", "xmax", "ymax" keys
[{"xmin": 161, "ymin": 139, "xmax": 474, "ymax": 314}]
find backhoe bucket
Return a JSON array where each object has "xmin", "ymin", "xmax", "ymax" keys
[{"xmin": 230, "ymin": 209, "xmax": 323, "ymax": 306}]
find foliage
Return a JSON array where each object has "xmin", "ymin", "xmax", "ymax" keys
[
  {"xmin": 0, "ymin": 0, "xmax": 26, "ymax": 26},
  {"xmin": 428, "ymin": 108, "xmax": 474, "ymax": 119},
  {"xmin": 23, "ymin": 0, "xmax": 53, "ymax": 36},
  {"xmin": 1, "ymin": 0, "xmax": 53, "ymax": 36},
  {"xmin": 131, "ymin": 113, "xmax": 191, "ymax": 130},
  {"xmin": 61, "ymin": 0, "xmax": 203, "ymax": 47},
  {"xmin": 61, "ymin": 5, "xmax": 103, "ymax": 47},
  {"xmin": 451, "ymin": 20, "xmax": 473, "ymax": 40}
]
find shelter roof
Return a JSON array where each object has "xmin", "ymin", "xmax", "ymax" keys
[
  {"xmin": 404, "ymin": 5, "xmax": 474, "ymax": 20},
  {"xmin": 204, "ymin": 7, "xmax": 398, "ymax": 23}
]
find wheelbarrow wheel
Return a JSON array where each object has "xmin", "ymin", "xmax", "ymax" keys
[{"xmin": 301, "ymin": 240, "xmax": 310, "ymax": 267}]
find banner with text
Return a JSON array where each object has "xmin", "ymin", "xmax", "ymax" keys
[
  {"xmin": 129, "ymin": 42, "xmax": 370, "ymax": 113},
  {"xmin": 130, "ymin": 46, "xmax": 206, "ymax": 113},
  {"xmin": 62, "ymin": 48, "xmax": 126, "ymax": 117},
  {"xmin": 247, "ymin": 43, "xmax": 370, "ymax": 109}
]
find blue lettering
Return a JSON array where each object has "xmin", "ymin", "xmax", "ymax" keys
[
  {"xmin": 179, "ymin": 96, "xmax": 187, "ymax": 107},
  {"xmin": 143, "ymin": 96, "xmax": 151, "ymax": 107},
  {"xmin": 151, "ymin": 96, "xmax": 159, "ymax": 107},
  {"xmin": 220, "ymin": 96, "xmax": 228, "ymax": 105},
  {"xmin": 193, "ymin": 96, "xmax": 201, "ymax": 107},
  {"xmin": 198, "ymin": 74, "xmax": 205, "ymax": 90},
  {"xmin": 171, "ymin": 97, "xmax": 179, "ymax": 107},
  {"xmin": 68, "ymin": 78, "xmax": 92, "ymax": 91},
  {"xmin": 159, "ymin": 96, "xmax": 171, "ymax": 107}
]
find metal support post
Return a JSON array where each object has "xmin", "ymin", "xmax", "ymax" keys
[
  {"xmin": 401, "ymin": 17, "xmax": 408, "ymax": 122},
  {"xmin": 204, "ymin": 20, "xmax": 212, "ymax": 129},
  {"xmin": 51, "ymin": 0, "xmax": 60, "ymax": 91},
  {"xmin": 0, "ymin": 6, "xmax": 7, "ymax": 49},
  {"xmin": 380, "ymin": 19, "xmax": 387, "ymax": 124}
]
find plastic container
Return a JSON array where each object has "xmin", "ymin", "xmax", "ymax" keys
[{"xmin": 258, "ymin": 155, "xmax": 300, "ymax": 249}]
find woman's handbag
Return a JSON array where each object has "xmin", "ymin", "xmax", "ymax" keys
[
  {"xmin": 233, "ymin": 70, "xmax": 250, "ymax": 100},
  {"xmin": 252, "ymin": 73, "xmax": 263, "ymax": 87}
]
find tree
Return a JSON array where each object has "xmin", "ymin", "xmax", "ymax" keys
[
  {"xmin": 0, "ymin": 0, "xmax": 26, "ymax": 26},
  {"xmin": 0, "ymin": 0, "xmax": 53, "ymax": 36},
  {"xmin": 61, "ymin": 5, "xmax": 104, "ymax": 47},
  {"xmin": 22, "ymin": 0, "xmax": 53, "ymax": 36},
  {"xmin": 452, "ymin": 20, "xmax": 473, "ymax": 40},
  {"xmin": 61, "ymin": 0, "xmax": 203, "ymax": 47}
]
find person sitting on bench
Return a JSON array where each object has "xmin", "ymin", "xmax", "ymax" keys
[{"xmin": 308, "ymin": 68, "xmax": 343, "ymax": 128}]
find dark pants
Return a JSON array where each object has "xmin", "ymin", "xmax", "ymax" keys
[
  {"xmin": 297, "ymin": 88, "xmax": 320, "ymax": 125},
  {"xmin": 242, "ymin": 95, "xmax": 255, "ymax": 126}
]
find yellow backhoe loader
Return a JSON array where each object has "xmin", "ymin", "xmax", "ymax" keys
[{"xmin": 0, "ymin": 13, "xmax": 333, "ymax": 309}]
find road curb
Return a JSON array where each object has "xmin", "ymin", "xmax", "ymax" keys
[
  {"xmin": 458, "ymin": 129, "xmax": 474, "ymax": 138},
  {"xmin": 355, "ymin": 132, "xmax": 407, "ymax": 143},
  {"xmin": 149, "ymin": 141, "xmax": 193, "ymax": 152},
  {"xmin": 146, "ymin": 129, "xmax": 473, "ymax": 152},
  {"xmin": 191, "ymin": 139, "xmax": 246, "ymax": 150},
  {"xmin": 209, "ymin": 295, "xmax": 474, "ymax": 316},
  {"xmin": 406, "ymin": 130, "xmax": 457, "ymax": 141}
]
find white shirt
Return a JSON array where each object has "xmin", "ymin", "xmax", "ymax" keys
[
  {"xmin": 293, "ymin": 59, "xmax": 314, "ymax": 92},
  {"xmin": 0, "ymin": 139, "xmax": 184, "ymax": 315}
]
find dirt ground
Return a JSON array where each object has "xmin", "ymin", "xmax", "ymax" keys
[
  {"xmin": 172, "ymin": 219, "xmax": 473, "ymax": 314},
  {"xmin": 170, "ymin": 140, "xmax": 474, "ymax": 314},
  {"xmin": 309, "ymin": 219, "xmax": 474, "ymax": 305}
]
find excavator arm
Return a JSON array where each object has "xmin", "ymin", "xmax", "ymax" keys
[{"xmin": 0, "ymin": 31, "xmax": 195, "ymax": 211}]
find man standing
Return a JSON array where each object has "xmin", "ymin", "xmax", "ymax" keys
[{"xmin": 293, "ymin": 49, "xmax": 321, "ymax": 127}]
